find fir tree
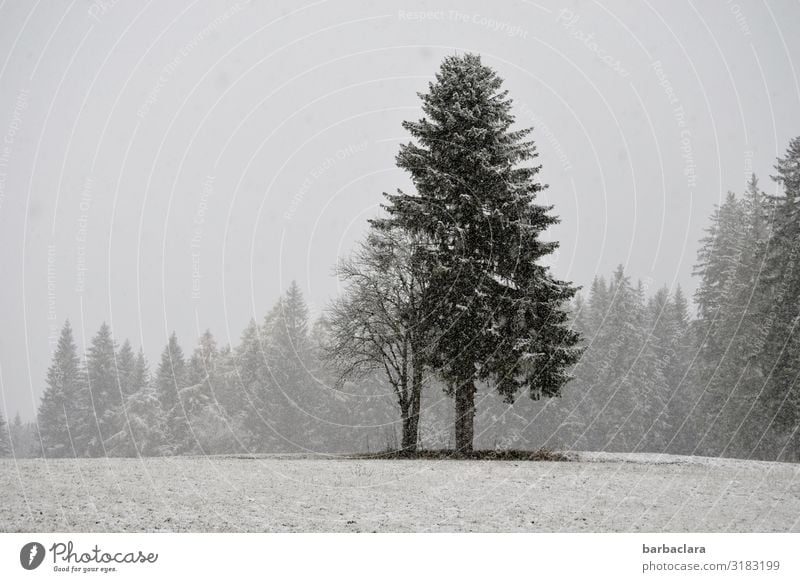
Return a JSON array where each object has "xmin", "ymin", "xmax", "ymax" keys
[
  {"xmin": 557, "ymin": 278, "xmax": 605, "ymax": 449},
  {"xmin": 206, "ymin": 344, "xmax": 246, "ymax": 444},
  {"xmin": 631, "ymin": 284, "xmax": 670, "ymax": 451},
  {"xmin": 262, "ymin": 283, "xmax": 315, "ymax": 450},
  {"xmin": 587, "ymin": 276, "xmax": 611, "ymax": 332},
  {"xmin": 693, "ymin": 193, "xmax": 746, "ymax": 342},
  {"xmin": 9, "ymin": 412, "xmax": 36, "ymax": 459},
  {"xmin": 185, "ymin": 331, "xmax": 218, "ymax": 423},
  {"xmin": 757, "ymin": 137, "xmax": 800, "ymax": 460},
  {"xmin": 37, "ymin": 321, "xmax": 86, "ymax": 458},
  {"xmin": 647, "ymin": 286, "xmax": 677, "ymax": 378},
  {"xmin": 186, "ymin": 337, "xmax": 243, "ymax": 456},
  {"xmin": 118, "ymin": 381, "xmax": 167, "ymax": 457},
  {"xmin": 187, "ymin": 330, "xmax": 218, "ymax": 385},
  {"xmin": 269, "ymin": 282, "xmax": 312, "ymax": 406},
  {"xmin": 107, "ymin": 347, "xmax": 152, "ymax": 456},
  {"xmin": 720, "ymin": 175, "xmax": 771, "ymax": 458},
  {"xmin": 184, "ymin": 330, "xmax": 224, "ymax": 454},
  {"xmin": 132, "ymin": 349, "xmax": 149, "ymax": 394},
  {"xmin": 279, "ymin": 281, "xmax": 309, "ymax": 351},
  {"xmin": 690, "ymin": 178, "xmax": 780, "ymax": 458},
  {"xmin": 0, "ymin": 410, "xmax": 9, "ymax": 457},
  {"xmin": 669, "ymin": 285, "xmax": 692, "ymax": 375},
  {"xmin": 9, "ymin": 413, "xmax": 33, "ymax": 457},
  {"xmin": 209, "ymin": 343, "xmax": 249, "ymax": 452},
  {"xmin": 84, "ymin": 323, "xmax": 122, "ymax": 456},
  {"xmin": 662, "ymin": 285, "xmax": 699, "ymax": 453},
  {"xmin": 374, "ymin": 53, "xmax": 581, "ymax": 452},
  {"xmin": 116, "ymin": 340, "xmax": 137, "ymax": 398},
  {"xmin": 107, "ymin": 351, "xmax": 168, "ymax": 457},
  {"xmin": 155, "ymin": 333, "xmax": 190, "ymax": 454},
  {"xmin": 692, "ymin": 193, "xmax": 750, "ymax": 455},
  {"xmin": 595, "ymin": 267, "xmax": 645, "ymax": 450},
  {"xmin": 236, "ymin": 319, "xmax": 274, "ymax": 451}
]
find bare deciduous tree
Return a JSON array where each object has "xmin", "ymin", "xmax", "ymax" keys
[{"xmin": 325, "ymin": 228, "xmax": 431, "ymax": 454}]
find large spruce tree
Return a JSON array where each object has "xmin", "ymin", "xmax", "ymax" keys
[{"xmin": 375, "ymin": 53, "xmax": 581, "ymax": 452}]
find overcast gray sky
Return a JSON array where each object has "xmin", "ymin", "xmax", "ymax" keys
[{"xmin": 1, "ymin": 0, "xmax": 798, "ymax": 420}]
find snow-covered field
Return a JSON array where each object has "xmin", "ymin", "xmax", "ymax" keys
[{"xmin": 1, "ymin": 453, "xmax": 798, "ymax": 532}]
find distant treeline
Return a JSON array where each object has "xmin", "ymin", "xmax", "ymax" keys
[
  {"xmin": 493, "ymin": 152, "xmax": 800, "ymax": 462},
  {"xmin": 3, "ymin": 141, "xmax": 800, "ymax": 462},
  {"xmin": 14, "ymin": 282, "xmax": 402, "ymax": 458}
]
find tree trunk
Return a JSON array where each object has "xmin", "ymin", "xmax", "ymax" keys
[
  {"xmin": 400, "ymin": 399, "xmax": 422, "ymax": 455},
  {"xmin": 454, "ymin": 380, "xmax": 476, "ymax": 454},
  {"xmin": 404, "ymin": 368, "xmax": 423, "ymax": 454},
  {"xmin": 400, "ymin": 405, "xmax": 415, "ymax": 454}
]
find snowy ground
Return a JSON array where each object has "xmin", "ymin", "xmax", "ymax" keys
[{"xmin": 1, "ymin": 452, "xmax": 798, "ymax": 532}]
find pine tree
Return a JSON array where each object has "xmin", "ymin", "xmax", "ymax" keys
[
  {"xmin": 262, "ymin": 283, "xmax": 315, "ymax": 450},
  {"xmin": 692, "ymin": 193, "xmax": 750, "ymax": 455},
  {"xmin": 37, "ymin": 321, "xmax": 86, "ymax": 458},
  {"xmin": 669, "ymin": 285, "xmax": 692, "ymax": 382},
  {"xmin": 189, "ymin": 338, "xmax": 244, "ymax": 456},
  {"xmin": 548, "ymin": 285, "xmax": 602, "ymax": 449},
  {"xmin": 374, "ymin": 53, "xmax": 581, "ymax": 452},
  {"xmin": 132, "ymin": 349, "xmax": 149, "ymax": 394},
  {"xmin": 185, "ymin": 330, "xmax": 225, "ymax": 453},
  {"xmin": 689, "ymin": 177, "xmax": 783, "ymax": 459},
  {"xmin": 631, "ymin": 284, "xmax": 670, "ymax": 451},
  {"xmin": 756, "ymin": 137, "xmax": 800, "ymax": 460},
  {"xmin": 155, "ymin": 333, "xmax": 190, "ymax": 454},
  {"xmin": 117, "ymin": 381, "xmax": 167, "ymax": 457},
  {"xmin": 187, "ymin": 331, "xmax": 218, "ymax": 384},
  {"xmin": 236, "ymin": 319, "xmax": 274, "ymax": 451},
  {"xmin": 595, "ymin": 267, "xmax": 643, "ymax": 450},
  {"xmin": 720, "ymin": 175, "xmax": 771, "ymax": 458},
  {"xmin": 185, "ymin": 331, "xmax": 217, "ymax": 421},
  {"xmin": 279, "ymin": 282, "xmax": 309, "ymax": 351},
  {"xmin": 270, "ymin": 282, "xmax": 311, "ymax": 403},
  {"xmin": 107, "ymin": 351, "xmax": 168, "ymax": 457},
  {"xmin": 116, "ymin": 340, "xmax": 137, "ymax": 398},
  {"xmin": 556, "ymin": 280, "xmax": 596, "ymax": 449},
  {"xmin": 8, "ymin": 413, "xmax": 36, "ymax": 457},
  {"xmin": 693, "ymin": 193, "xmax": 746, "ymax": 343},
  {"xmin": 662, "ymin": 285, "xmax": 698, "ymax": 453},
  {"xmin": 647, "ymin": 286, "xmax": 676, "ymax": 376},
  {"xmin": 0, "ymin": 410, "xmax": 10, "ymax": 457},
  {"xmin": 587, "ymin": 276, "xmax": 611, "ymax": 332},
  {"xmin": 83, "ymin": 323, "xmax": 122, "ymax": 456},
  {"xmin": 187, "ymin": 337, "xmax": 244, "ymax": 456},
  {"xmin": 10, "ymin": 413, "xmax": 24, "ymax": 455},
  {"xmin": 208, "ymin": 343, "xmax": 249, "ymax": 452},
  {"xmin": 570, "ymin": 292, "xmax": 591, "ymax": 337},
  {"xmin": 108, "ymin": 347, "xmax": 151, "ymax": 456}
]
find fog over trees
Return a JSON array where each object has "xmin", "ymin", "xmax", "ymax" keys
[{"xmin": 6, "ymin": 57, "xmax": 800, "ymax": 463}]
